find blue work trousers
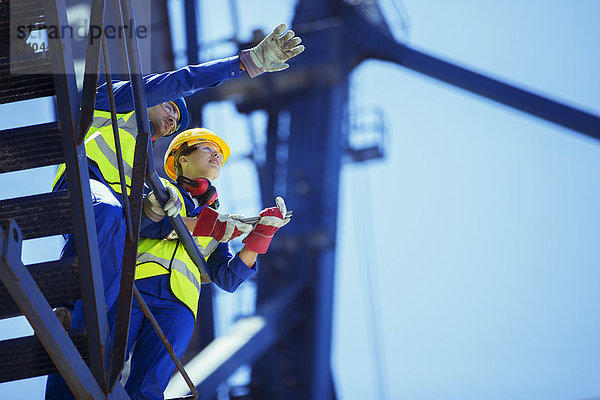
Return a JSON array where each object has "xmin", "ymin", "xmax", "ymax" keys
[
  {"xmin": 45, "ymin": 276, "xmax": 195, "ymax": 400},
  {"xmin": 117, "ymin": 276, "xmax": 195, "ymax": 400}
]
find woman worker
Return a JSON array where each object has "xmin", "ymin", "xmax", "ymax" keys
[{"xmin": 123, "ymin": 128, "xmax": 290, "ymax": 399}]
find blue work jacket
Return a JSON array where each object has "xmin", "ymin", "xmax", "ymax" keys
[{"xmin": 95, "ymin": 56, "xmax": 242, "ymax": 112}]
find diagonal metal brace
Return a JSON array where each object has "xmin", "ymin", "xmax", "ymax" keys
[{"xmin": 0, "ymin": 220, "xmax": 106, "ymax": 399}]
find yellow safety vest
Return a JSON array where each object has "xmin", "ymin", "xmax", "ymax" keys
[
  {"xmin": 53, "ymin": 109, "xmax": 139, "ymax": 194},
  {"xmin": 135, "ymin": 179, "xmax": 219, "ymax": 319}
]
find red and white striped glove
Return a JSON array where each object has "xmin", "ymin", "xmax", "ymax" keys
[
  {"xmin": 242, "ymin": 197, "xmax": 291, "ymax": 254},
  {"xmin": 192, "ymin": 207, "xmax": 252, "ymax": 243}
]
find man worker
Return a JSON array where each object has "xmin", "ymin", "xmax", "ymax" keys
[
  {"xmin": 118, "ymin": 128, "xmax": 290, "ymax": 399},
  {"xmin": 45, "ymin": 23, "xmax": 303, "ymax": 399}
]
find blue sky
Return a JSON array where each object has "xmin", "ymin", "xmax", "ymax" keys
[
  {"xmin": 1, "ymin": 1, "xmax": 600, "ymax": 399},
  {"xmin": 332, "ymin": 1, "xmax": 600, "ymax": 399}
]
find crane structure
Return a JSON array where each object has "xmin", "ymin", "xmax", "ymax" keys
[
  {"xmin": 0, "ymin": 0, "xmax": 598, "ymax": 399},
  {"xmin": 174, "ymin": 1, "xmax": 599, "ymax": 399}
]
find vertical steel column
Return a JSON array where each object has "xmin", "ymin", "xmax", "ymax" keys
[
  {"xmin": 181, "ymin": 1, "xmax": 214, "ymax": 364},
  {"xmin": 251, "ymin": 7, "xmax": 345, "ymax": 397},
  {"xmin": 184, "ymin": 0, "xmax": 199, "ymax": 65},
  {"xmin": 183, "ymin": 0, "xmax": 204, "ymax": 130},
  {"xmin": 259, "ymin": 107, "xmax": 279, "ymax": 208}
]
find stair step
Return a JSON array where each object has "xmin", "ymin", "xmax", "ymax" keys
[
  {"xmin": 0, "ymin": 257, "xmax": 80, "ymax": 320},
  {"xmin": 0, "ymin": 328, "xmax": 89, "ymax": 383},
  {"xmin": 0, "ymin": 190, "xmax": 72, "ymax": 240},
  {"xmin": 0, "ymin": 54, "xmax": 54, "ymax": 104},
  {"xmin": 0, "ymin": 0, "xmax": 46, "ymax": 40},
  {"xmin": 0, "ymin": 0, "xmax": 45, "ymax": 61},
  {"xmin": 0, "ymin": 122, "xmax": 64, "ymax": 173}
]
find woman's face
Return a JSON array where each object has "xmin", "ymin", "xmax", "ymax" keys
[{"xmin": 178, "ymin": 142, "xmax": 223, "ymax": 181}]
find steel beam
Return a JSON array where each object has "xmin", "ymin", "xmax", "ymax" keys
[
  {"xmin": 0, "ymin": 220, "xmax": 105, "ymax": 399},
  {"xmin": 389, "ymin": 44, "xmax": 600, "ymax": 139},
  {"xmin": 44, "ymin": 0, "xmax": 110, "ymax": 390},
  {"xmin": 184, "ymin": 0, "xmax": 199, "ymax": 65},
  {"xmin": 343, "ymin": 5, "xmax": 600, "ymax": 140}
]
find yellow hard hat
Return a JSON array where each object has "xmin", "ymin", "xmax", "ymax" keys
[{"xmin": 164, "ymin": 128, "xmax": 231, "ymax": 181}]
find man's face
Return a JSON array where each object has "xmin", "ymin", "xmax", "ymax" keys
[
  {"xmin": 178, "ymin": 142, "xmax": 223, "ymax": 181},
  {"xmin": 147, "ymin": 102, "xmax": 180, "ymax": 139}
]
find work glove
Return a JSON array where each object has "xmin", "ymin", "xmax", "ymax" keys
[
  {"xmin": 192, "ymin": 207, "xmax": 253, "ymax": 243},
  {"xmin": 143, "ymin": 186, "xmax": 182, "ymax": 222},
  {"xmin": 242, "ymin": 197, "xmax": 291, "ymax": 254},
  {"xmin": 239, "ymin": 23, "xmax": 305, "ymax": 78}
]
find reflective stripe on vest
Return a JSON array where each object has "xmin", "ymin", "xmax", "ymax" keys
[
  {"xmin": 53, "ymin": 109, "xmax": 138, "ymax": 194},
  {"xmin": 137, "ymin": 252, "xmax": 201, "ymax": 294},
  {"xmin": 135, "ymin": 179, "xmax": 217, "ymax": 318}
]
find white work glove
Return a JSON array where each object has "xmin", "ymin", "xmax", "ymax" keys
[
  {"xmin": 143, "ymin": 186, "xmax": 182, "ymax": 222},
  {"xmin": 242, "ymin": 197, "xmax": 291, "ymax": 254},
  {"xmin": 192, "ymin": 207, "xmax": 253, "ymax": 243},
  {"xmin": 239, "ymin": 23, "xmax": 305, "ymax": 78}
]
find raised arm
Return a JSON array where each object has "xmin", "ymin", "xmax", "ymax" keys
[
  {"xmin": 95, "ymin": 23, "xmax": 305, "ymax": 112},
  {"xmin": 95, "ymin": 56, "xmax": 241, "ymax": 112}
]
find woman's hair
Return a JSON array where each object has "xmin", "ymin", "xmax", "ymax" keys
[{"xmin": 172, "ymin": 142, "xmax": 199, "ymax": 177}]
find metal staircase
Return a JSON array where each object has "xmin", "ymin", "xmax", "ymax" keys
[
  {"xmin": 0, "ymin": 0, "xmax": 205, "ymax": 396},
  {"xmin": 0, "ymin": 0, "xmax": 125, "ymax": 397}
]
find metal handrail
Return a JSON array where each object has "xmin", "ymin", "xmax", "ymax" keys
[
  {"xmin": 103, "ymin": 0, "xmax": 149, "ymax": 388},
  {"xmin": 100, "ymin": 34, "xmax": 134, "ymax": 240}
]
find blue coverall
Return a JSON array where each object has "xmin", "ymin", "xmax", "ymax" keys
[
  {"xmin": 123, "ymin": 183, "xmax": 256, "ymax": 400},
  {"xmin": 45, "ymin": 56, "xmax": 245, "ymax": 400}
]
